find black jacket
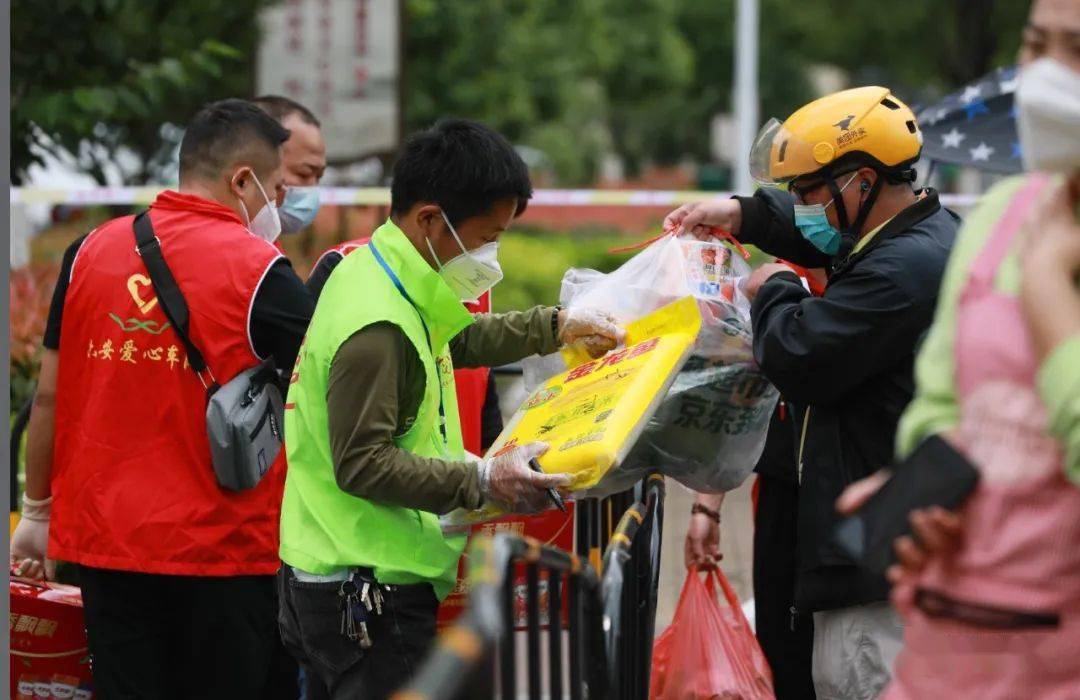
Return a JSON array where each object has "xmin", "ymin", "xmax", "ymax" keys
[
  {"xmin": 753, "ymin": 398, "xmax": 798, "ymax": 482},
  {"xmin": 735, "ymin": 188, "xmax": 960, "ymax": 612}
]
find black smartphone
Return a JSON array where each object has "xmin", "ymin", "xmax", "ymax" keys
[{"xmin": 833, "ymin": 435, "xmax": 980, "ymax": 576}]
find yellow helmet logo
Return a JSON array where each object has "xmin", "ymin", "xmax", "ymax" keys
[{"xmin": 833, "ymin": 115, "xmax": 857, "ymax": 131}]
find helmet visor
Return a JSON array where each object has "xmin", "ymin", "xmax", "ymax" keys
[
  {"xmin": 749, "ymin": 118, "xmax": 786, "ymax": 187},
  {"xmin": 748, "ymin": 117, "xmax": 829, "ymax": 187}
]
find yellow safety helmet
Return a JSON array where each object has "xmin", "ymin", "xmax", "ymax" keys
[{"xmin": 749, "ymin": 86, "xmax": 923, "ymax": 187}]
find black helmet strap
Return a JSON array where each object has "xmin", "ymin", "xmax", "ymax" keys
[{"xmin": 826, "ymin": 169, "xmax": 884, "ymax": 261}]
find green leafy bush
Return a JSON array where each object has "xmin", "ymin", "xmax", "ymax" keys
[{"xmin": 493, "ymin": 229, "xmax": 637, "ymax": 312}]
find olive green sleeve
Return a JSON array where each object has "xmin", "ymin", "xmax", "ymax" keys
[
  {"xmin": 449, "ymin": 306, "xmax": 559, "ymax": 368},
  {"xmin": 326, "ymin": 323, "xmax": 483, "ymax": 514}
]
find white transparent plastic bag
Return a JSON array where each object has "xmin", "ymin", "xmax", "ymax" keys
[{"xmin": 524, "ymin": 234, "xmax": 778, "ymax": 496}]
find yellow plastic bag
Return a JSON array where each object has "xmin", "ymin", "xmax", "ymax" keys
[{"xmin": 443, "ymin": 297, "xmax": 701, "ymax": 527}]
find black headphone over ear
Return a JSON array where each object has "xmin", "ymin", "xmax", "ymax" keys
[{"xmin": 860, "ymin": 180, "xmax": 871, "ymax": 192}]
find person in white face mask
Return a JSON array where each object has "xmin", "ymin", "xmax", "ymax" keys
[
  {"xmin": 836, "ymin": 1, "xmax": 1080, "ymax": 697},
  {"xmin": 252, "ymin": 95, "xmax": 328, "ymax": 235}
]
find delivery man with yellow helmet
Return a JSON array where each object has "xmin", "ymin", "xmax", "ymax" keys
[{"xmin": 668, "ymin": 87, "xmax": 960, "ymax": 700}]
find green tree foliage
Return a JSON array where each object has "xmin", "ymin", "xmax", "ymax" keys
[
  {"xmin": 11, "ymin": 0, "xmax": 275, "ymax": 185},
  {"xmin": 404, "ymin": 0, "xmax": 1028, "ymax": 185},
  {"xmin": 405, "ymin": 0, "xmax": 618, "ymax": 184},
  {"xmin": 771, "ymin": 0, "xmax": 1028, "ymax": 99},
  {"xmin": 12, "ymin": 0, "xmax": 1028, "ymax": 187}
]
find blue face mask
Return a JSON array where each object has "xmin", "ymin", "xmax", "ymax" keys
[
  {"xmin": 792, "ymin": 173, "xmax": 857, "ymax": 256},
  {"xmin": 279, "ymin": 186, "xmax": 321, "ymax": 234}
]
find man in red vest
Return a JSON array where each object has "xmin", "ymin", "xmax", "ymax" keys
[{"xmin": 10, "ymin": 99, "xmax": 315, "ymax": 697}]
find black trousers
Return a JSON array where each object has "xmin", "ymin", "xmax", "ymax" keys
[
  {"xmin": 752, "ymin": 475, "xmax": 816, "ymax": 700},
  {"xmin": 77, "ymin": 565, "xmax": 298, "ymax": 700},
  {"xmin": 277, "ymin": 567, "xmax": 438, "ymax": 700}
]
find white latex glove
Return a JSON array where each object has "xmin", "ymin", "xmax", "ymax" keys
[
  {"xmin": 557, "ymin": 307, "xmax": 626, "ymax": 359},
  {"xmin": 477, "ymin": 442, "xmax": 570, "ymax": 513},
  {"xmin": 11, "ymin": 495, "xmax": 55, "ymax": 580}
]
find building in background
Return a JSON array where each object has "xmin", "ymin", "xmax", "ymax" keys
[{"xmin": 257, "ymin": 0, "xmax": 401, "ymax": 168}]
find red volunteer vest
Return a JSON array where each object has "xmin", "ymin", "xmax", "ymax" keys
[
  {"xmin": 50, "ymin": 191, "xmax": 286, "ymax": 576},
  {"xmin": 318, "ymin": 238, "xmax": 492, "ymax": 455}
]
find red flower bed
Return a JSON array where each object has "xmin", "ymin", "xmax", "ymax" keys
[{"xmin": 10, "ymin": 264, "xmax": 59, "ymax": 411}]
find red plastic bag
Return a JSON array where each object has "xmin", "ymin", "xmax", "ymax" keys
[{"xmin": 651, "ymin": 567, "xmax": 775, "ymax": 700}]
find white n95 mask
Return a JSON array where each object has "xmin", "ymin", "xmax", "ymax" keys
[
  {"xmin": 426, "ymin": 211, "xmax": 504, "ymax": 301},
  {"xmin": 1016, "ymin": 57, "xmax": 1080, "ymax": 174},
  {"xmin": 237, "ymin": 171, "xmax": 282, "ymax": 244}
]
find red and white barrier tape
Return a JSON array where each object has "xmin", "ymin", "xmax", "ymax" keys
[{"xmin": 9, "ymin": 187, "xmax": 983, "ymax": 209}]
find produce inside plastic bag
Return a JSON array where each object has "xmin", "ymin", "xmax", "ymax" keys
[{"xmin": 525, "ymin": 233, "xmax": 777, "ymax": 497}]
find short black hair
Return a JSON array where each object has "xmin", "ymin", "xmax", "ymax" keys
[
  {"xmin": 179, "ymin": 99, "xmax": 291, "ymax": 181},
  {"xmin": 390, "ymin": 118, "xmax": 533, "ymax": 225},
  {"xmin": 252, "ymin": 94, "xmax": 322, "ymax": 128}
]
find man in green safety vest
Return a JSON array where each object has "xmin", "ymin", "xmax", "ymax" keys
[{"xmin": 277, "ymin": 118, "xmax": 624, "ymax": 699}]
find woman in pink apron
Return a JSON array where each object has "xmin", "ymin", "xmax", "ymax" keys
[
  {"xmin": 881, "ymin": 172, "xmax": 1080, "ymax": 700},
  {"xmin": 837, "ymin": 3, "xmax": 1080, "ymax": 694}
]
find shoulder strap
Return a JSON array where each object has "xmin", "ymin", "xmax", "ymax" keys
[
  {"xmin": 968, "ymin": 174, "xmax": 1051, "ymax": 284},
  {"xmin": 133, "ymin": 212, "xmax": 219, "ymax": 392},
  {"xmin": 368, "ymin": 240, "xmax": 448, "ymax": 446}
]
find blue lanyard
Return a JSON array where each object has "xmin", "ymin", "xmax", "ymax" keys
[{"xmin": 369, "ymin": 242, "xmax": 448, "ymax": 445}]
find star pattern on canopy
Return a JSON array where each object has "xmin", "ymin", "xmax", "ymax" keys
[
  {"xmin": 941, "ymin": 128, "xmax": 966, "ymax": 149},
  {"xmin": 970, "ymin": 142, "xmax": 995, "ymax": 162},
  {"xmin": 916, "ymin": 64, "xmax": 1022, "ymax": 174}
]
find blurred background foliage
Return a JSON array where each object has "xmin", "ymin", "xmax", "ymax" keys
[
  {"xmin": 404, "ymin": 0, "xmax": 1028, "ymax": 183},
  {"xmin": 12, "ymin": 0, "xmax": 1029, "ymax": 186},
  {"xmin": 492, "ymin": 230, "xmax": 631, "ymax": 312},
  {"xmin": 12, "ymin": 0, "xmax": 271, "ymax": 185}
]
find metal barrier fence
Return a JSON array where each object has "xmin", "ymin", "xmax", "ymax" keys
[
  {"xmin": 393, "ymin": 533, "xmax": 609, "ymax": 700},
  {"xmin": 601, "ymin": 474, "xmax": 665, "ymax": 700},
  {"xmin": 397, "ymin": 475, "xmax": 667, "ymax": 700}
]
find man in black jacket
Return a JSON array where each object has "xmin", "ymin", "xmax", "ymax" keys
[{"xmin": 667, "ymin": 86, "xmax": 959, "ymax": 700}]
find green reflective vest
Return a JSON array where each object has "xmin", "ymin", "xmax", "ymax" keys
[{"xmin": 279, "ymin": 220, "xmax": 473, "ymax": 599}]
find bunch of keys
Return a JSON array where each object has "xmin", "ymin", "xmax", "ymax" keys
[{"xmin": 339, "ymin": 574, "xmax": 385, "ymax": 650}]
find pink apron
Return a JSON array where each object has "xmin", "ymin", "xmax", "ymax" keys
[{"xmin": 885, "ymin": 174, "xmax": 1080, "ymax": 700}]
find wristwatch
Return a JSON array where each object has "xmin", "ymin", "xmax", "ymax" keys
[
  {"xmin": 691, "ymin": 503, "xmax": 720, "ymax": 523},
  {"xmin": 551, "ymin": 305, "xmax": 563, "ymax": 341}
]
